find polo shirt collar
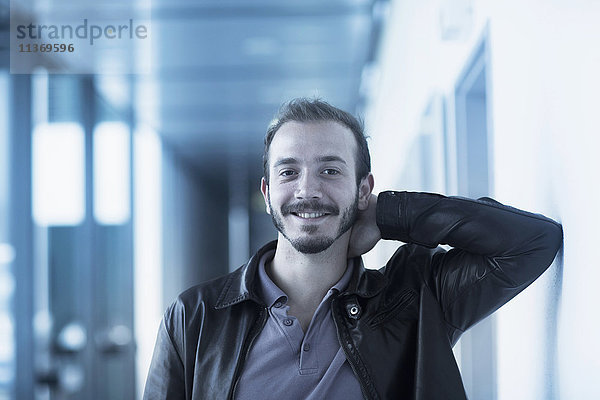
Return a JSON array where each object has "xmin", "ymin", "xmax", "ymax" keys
[
  {"xmin": 215, "ymin": 240, "xmax": 387, "ymax": 309},
  {"xmin": 256, "ymin": 248, "xmax": 355, "ymax": 308}
]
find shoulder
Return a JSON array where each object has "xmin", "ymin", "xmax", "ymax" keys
[
  {"xmin": 376, "ymin": 243, "xmax": 448, "ymax": 294},
  {"xmin": 163, "ymin": 270, "xmax": 240, "ymax": 328},
  {"xmin": 383, "ymin": 243, "xmax": 446, "ymax": 276},
  {"xmin": 180, "ymin": 272, "xmax": 234, "ymax": 306}
]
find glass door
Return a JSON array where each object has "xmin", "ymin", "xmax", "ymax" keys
[
  {"xmin": 2, "ymin": 70, "xmax": 136, "ymax": 400},
  {"xmin": 30, "ymin": 74, "xmax": 136, "ymax": 400}
]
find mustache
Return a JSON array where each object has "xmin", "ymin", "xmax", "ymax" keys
[{"xmin": 281, "ymin": 200, "xmax": 339, "ymax": 215}]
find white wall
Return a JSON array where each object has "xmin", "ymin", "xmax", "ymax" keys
[{"xmin": 365, "ymin": 0, "xmax": 600, "ymax": 398}]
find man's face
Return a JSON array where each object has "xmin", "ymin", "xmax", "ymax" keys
[{"xmin": 261, "ymin": 120, "xmax": 370, "ymax": 254}]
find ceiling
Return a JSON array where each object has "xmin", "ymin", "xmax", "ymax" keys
[
  {"xmin": 1, "ymin": 0, "xmax": 386, "ymax": 172},
  {"xmin": 136, "ymin": 0, "xmax": 385, "ymax": 171}
]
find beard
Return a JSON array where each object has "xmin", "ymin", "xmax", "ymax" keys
[{"xmin": 268, "ymin": 191, "xmax": 359, "ymax": 254}]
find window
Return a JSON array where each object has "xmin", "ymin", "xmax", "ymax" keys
[
  {"xmin": 32, "ymin": 122, "xmax": 86, "ymax": 226},
  {"xmin": 93, "ymin": 121, "xmax": 131, "ymax": 225}
]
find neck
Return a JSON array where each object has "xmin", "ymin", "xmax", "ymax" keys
[{"xmin": 267, "ymin": 233, "xmax": 350, "ymax": 310}]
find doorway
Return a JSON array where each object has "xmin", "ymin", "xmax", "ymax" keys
[
  {"xmin": 452, "ymin": 33, "xmax": 497, "ymax": 400},
  {"xmin": 3, "ymin": 72, "xmax": 136, "ymax": 399}
]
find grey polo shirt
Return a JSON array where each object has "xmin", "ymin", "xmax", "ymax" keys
[{"xmin": 233, "ymin": 249, "xmax": 364, "ymax": 400}]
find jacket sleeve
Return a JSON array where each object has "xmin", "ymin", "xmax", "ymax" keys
[
  {"xmin": 143, "ymin": 304, "xmax": 186, "ymax": 399},
  {"xmin": 376, "ymin": 191, "xmax": 563, "ymax": 338}
]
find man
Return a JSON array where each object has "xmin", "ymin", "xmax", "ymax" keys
[{"xmin": 144, "ymin": 99, "xmax": 563, "ymax": 399}]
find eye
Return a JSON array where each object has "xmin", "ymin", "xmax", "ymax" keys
[
  {"xmin": 322, "ymin": 168, "xmax": 340, "ymax": 175},
  {"xmin": 279, "ymin": 169, "xmax": 297, "ymax": 177}
]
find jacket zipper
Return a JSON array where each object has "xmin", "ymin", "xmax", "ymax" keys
[
  {"xmin": 331, "ymin": 297, "xmax": 376, "ymax": 400},
  {"xmin": 228, "ymin": 305, "xmax": 268, "ymax": 400}
]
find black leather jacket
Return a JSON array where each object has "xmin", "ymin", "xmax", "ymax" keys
[{"xmin": 144, "ymin": 191, "xmax": 563, "ymax": 400}]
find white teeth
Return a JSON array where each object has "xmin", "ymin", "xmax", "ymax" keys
[{"xmin": 297, "ymin": 212, "xmax": 325, "ymax": 219}]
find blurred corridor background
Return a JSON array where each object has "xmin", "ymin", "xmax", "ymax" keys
[{"xmin": 0, "ymin": 0, "xmax": 599, "ymax": 399}]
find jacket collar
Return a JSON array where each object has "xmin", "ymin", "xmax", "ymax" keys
[{"xmin": 215, "ymin": 240, "xmax": 387, "ymax": 309}]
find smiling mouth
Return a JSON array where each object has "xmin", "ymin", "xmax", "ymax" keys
[{"xmin": 293, "ymin": 212, "xmax": 328, "ymax": 219}]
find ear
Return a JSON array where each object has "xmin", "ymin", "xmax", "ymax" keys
[
  {"xmin": 357, "ymin": 173, "xmax": 374, "ymax": 211},
  {"xmin": 260, "ymin": 177, "xmax": 271, "ymax": 214}
]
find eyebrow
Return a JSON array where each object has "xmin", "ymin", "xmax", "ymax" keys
[
  {"xmin": 272, "ymin": 155, "xmax": 347, "ymax": 169},
  {"xmin": 317, "ymin": 155, "xmax": 347, "ymax": 165},
  {"xmin": 272, "ymin": 157, "xmax": 298, "ymax": 169}
]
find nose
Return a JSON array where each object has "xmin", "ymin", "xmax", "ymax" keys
[{"xmin": 294, "ymin": 172, "xmax": 322, "ymax": 200}]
